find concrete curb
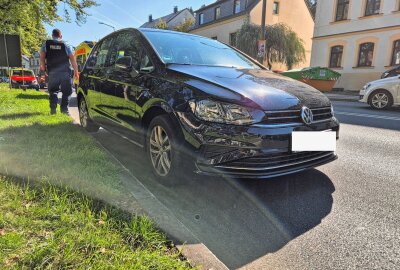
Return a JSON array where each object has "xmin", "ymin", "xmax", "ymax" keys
[
  {"xmin": 327, "ymin": 97, "xmax": 360, "ymax": 103},
  {"xmin": 325, "ymin": 93, "xmax": 360, "ymax": 103}
]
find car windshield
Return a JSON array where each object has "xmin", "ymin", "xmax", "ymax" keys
[
  {"xmin": 142, "ymin": 31, "xmax": 260, "ymax": 69},
  {"xmin": 12, "ymin": 70, "xmax": 33, "ymax": 76}
]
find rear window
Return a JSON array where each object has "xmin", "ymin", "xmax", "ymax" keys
[{"xmin": 12, "ymin": 70, "xmax": 34, "ymax": 76}]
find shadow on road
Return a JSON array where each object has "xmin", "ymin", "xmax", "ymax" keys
[{"xmin": 91, "ymin": 129, "xmax": 335, "ymax": 269}]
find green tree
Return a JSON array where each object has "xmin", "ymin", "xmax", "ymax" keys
[
  {"xmin": 235, "ymin": 22, "xmax": 260, "ymax": 59},
  {"xmin": 0, "ymin": 0, "xmax": 97, "ymax": 56},
  {"xmin": 236, "ymin": 22, "xmax": 305, "ymax": 70},
  {"xmin": 154, "ymin": 19, "xmax": 168, "ymax": 30},
  {"xmin": 173, "ymin": 18, "xmax": 194, "ymax": 33}
]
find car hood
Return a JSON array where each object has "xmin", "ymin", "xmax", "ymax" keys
[
  {"xmin": 167, "ymin": 65, "xmax": 331, "ymax": 111},
  {"xmin": 369, "ymin": 75, "xmax": 400, "ymax": 85}
]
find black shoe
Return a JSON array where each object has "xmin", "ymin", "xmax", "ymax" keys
[
  {"xmin": 50, "ymin": 109, "xmax": 57, "ymax": 115},
  {"xmin": 61, "ymin": 110, "xmax": 70, "ymax": 115}
]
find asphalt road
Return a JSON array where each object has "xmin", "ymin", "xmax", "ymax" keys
[{"xmin": 69, "ymin": 98, "xmax": 400, "ymax": 269}]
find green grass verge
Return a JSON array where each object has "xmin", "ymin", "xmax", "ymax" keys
[
  {"xmin": 0, "ymin": 84, "xmax": 123, "ymax": 201},
  {"xmin": 0, "ymin": 176, "xmax": 191, "ymax": 269},
  {"xmin": 0, "ymin": 84, "xmax": 193, "ymax": 269}
]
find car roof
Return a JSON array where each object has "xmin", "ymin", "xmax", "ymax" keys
[
  {"xmin": 110, "ymin": 27, "xmax": 208, "ymax": 40},
  {"xmin": 138, "ymin": 28, "xmax": 200, "ymax": 37}
]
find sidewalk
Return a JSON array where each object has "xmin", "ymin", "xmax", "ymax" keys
[{"xmin": 324, "ymin": 90, "xmax": 360, "ymax": 102}]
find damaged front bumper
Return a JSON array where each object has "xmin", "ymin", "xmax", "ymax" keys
[{"xmin": 177, "ymin": 112, "xmax": 340, "ymax": 179}]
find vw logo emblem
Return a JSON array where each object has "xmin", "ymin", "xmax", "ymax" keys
[{"xmin": 301, "ymin": 106, "xmax": 313, "ymax": 125}]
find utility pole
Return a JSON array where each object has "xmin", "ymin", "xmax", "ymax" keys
[
  {"xmin": 258, "ymin": 0, "xmax": 267, "ymax": 64},
  {"xmin": 261, "ymin": 0, "xmax": 267, "ymax": 40}
]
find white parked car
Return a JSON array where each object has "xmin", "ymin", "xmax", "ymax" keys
[{"xmin": 359, "ymin": 75, "xmax": 400, "ymax": 110}]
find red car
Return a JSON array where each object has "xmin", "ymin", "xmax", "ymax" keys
[{"xmin": 10, "ymin": 69, "xmax": 39, "ymax": 90}]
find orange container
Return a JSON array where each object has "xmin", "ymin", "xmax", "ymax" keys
[{"xmin": 300, "ymin": 78, "xmax": 337, "ymax": 92}]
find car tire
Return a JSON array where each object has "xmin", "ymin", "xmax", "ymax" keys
[
  {"xmin": 368, "ymin": 89, "xmax": 393, "ymax": 110},
  {"xmin": 146, "ymin": 115, "xmax": 185, "ymax": 183},
  {"xmin": 79, "ymin": 97, "xmax": 100, "ymax": 132}
]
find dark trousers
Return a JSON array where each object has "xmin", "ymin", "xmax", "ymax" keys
[{"xmin": 48, "ymin": 71, "xmax": 72, "ymax": 112}]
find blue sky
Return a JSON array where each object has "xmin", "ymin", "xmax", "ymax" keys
[{"xmin": 45, "ymin": 0, "xmax": 215, "ymax": 47}]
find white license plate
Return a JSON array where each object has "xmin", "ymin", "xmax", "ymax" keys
[{"xmin": 292, "ymin": 131, "xmax": 336, "ymax": 152}]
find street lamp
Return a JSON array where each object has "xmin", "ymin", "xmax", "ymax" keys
[{"xmin": 98, "ymin": 21, "xmax": 116, "ymax": 32}]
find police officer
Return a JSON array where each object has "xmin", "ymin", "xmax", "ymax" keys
[{"xmin": 40, "ymin": 29, "xmax": 79, "ymax": 115}]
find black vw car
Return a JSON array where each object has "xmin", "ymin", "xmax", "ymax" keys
[{"xmin": 77, "ymin": 28, "xmax": 339, "ymax": 180}]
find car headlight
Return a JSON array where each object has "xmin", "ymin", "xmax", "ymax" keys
[{"xmin": 189, "ymin": 99, "xmax": 264, "ymax": 125}]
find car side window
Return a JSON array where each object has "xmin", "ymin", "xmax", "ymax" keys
[
  {"xmin": 86, "ymin": 37, "xmax": 113, "ymax": 68},
  {"xmin": 140, "ymin": 50, "xmax": 155, "ymax": 73},
  {"xmin": 109, "ymin": 31, "xmax": 141, "ymax": 70}
]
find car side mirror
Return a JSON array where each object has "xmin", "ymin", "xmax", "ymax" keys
[{"xmin": 115, "ymin": 56, "xmax": 133, "ymax": 70}]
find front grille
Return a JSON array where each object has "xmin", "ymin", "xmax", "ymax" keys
[
  {"xmin": 263, "ymin": 107, "xmax": 333, "ymax": 124},
  {"xmin": 213, "ymin": 151, "xmax": 335, "ymax": 176},
  {"xmin": 312, "ymin": 107, "xmax": 333, "ymax": 122}
]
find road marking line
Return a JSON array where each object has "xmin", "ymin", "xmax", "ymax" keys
[{"xmin": 336, "ymin": 111, "xmax": 400, "ymax": 121}]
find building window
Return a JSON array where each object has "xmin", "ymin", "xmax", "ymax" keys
[
  {"xmin": 273, "ymin": 2, "xmax": 279, "ymax": 14},
  {"xmin": 335, "ymin": 0, "xmax": 349, "ymax": 21},
  {"xmin": 357, "ymin": 42, "xmax": 374, "ymax": 67},
  {"xmin": 215, "ymin": 7, "xmax": 221, "ymax": 20},
  {"xmin": 329, "ymin": 45, "xmax": 344, "ymax": 68},
  {"xmin": 199, "ymin": 13, "xmax": 204, "ymax": 25},
  {"xmin": 391, "ymin": 40, "xmax": 400, "ymax": 66},
  {"xmin": 365, "ymin": 0, "xmax": 381, "ymax": 16},
  {"xmin": 234, "ymin": 0, "xmax": 241, "ymax": 14},
  {"xmin": 230, "ymin": 32, "xmax": 237, "ymax": 47}
]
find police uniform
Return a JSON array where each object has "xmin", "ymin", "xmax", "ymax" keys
[{"xmin": 41, "ymin": 39, "xmax": 73, "ymax": 113}]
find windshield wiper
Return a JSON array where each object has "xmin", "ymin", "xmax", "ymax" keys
[{"xmin": 166, "ymin": 63, "xmax": 192, "ymax": 66}]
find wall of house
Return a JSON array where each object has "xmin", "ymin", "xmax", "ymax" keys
[
  {"xmin": 250, "ymin": 0, "xmax": 314, "ymax": 70},
  {"xmin": 190, "ymin": 15, "xmax": 247, "ymax": 44},
  {"xmin": 168, "ymin": 9, "xmax": 195, "ymax": 29},
  {"xmin": 311, "ymin": 0, "xmax": 400, "ymax": 90},
  {"xmin": 195, "ymin": 0, "xmax": 256, "ymax": 26},
  {"xmin": 191, "ymin": 0, "xmax": 314, "ymax": 71}
]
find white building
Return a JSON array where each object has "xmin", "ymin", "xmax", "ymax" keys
[
  {"xmin": 311, "ymin": 0, "xmax": 400, "ymax": 91},
  {"xmin": 140, "ymin": 6, "xmax": 195, "ymax": 30}
]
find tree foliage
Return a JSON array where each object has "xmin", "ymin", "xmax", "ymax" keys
[
  {"xmin": 154, "ymin": 19, "xmax": 168, "ymax": 30},
  {"xmin": 235, "ymin": 22, "xmax": 306, "ymax": 70},
  {"xmin": 173, "ymin": 18, "xmax": 194, "ymax": 33},
  {"xmin": 0, "ymin": 0, "xmax": 97, "ymax": 56},
  {"xmin": 235, "ymin": 22, "xmax": 260, "ymax": 59}
]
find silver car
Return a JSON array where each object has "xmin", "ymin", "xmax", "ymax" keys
[{"xmin": 359, "ymin": 75, "xmax": 400, "ymax": 110}]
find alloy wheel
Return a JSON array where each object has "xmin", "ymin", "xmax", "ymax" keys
[
  {"xmin": 371, "ymin": 93, "xmax": 389, "ymax": 109},
  {"xmin": 149, "ymin": 125, "xmax": 172, "ymax": 177},
  {"xmin": 79, "ymin": 99, "xmax": 88, "ymax": 127}
]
